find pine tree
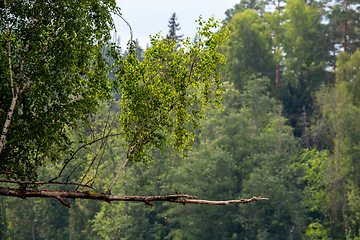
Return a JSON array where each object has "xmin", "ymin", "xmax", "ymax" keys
[
  {"xmin": 277, "ymin": 0, "xmax": 330, "ymax": 137},
  {"xmin": 326, "ymin": 0, "xmax": 360, "ymax": 69},
  {"xmin": 166, "ymin": 13, "xmax": 183, "ymax": 41}
]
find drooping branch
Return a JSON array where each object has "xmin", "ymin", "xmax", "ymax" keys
[
  {"xmin": 76, "ymin": 139, "xmax": 106, "ymax": 188},
  {"xmin": 58, "ymin": 133, "xmax": 124, "ymax": 179},
  {"xmin": 111, "ymin": 11, "xmax": 133, "ymax": 43},
  {"xmin": 106, "ymin": 99, "xmax": 180, "ymax": 194},
  {"xmin": 0, "ymin": 187, "xmax": 268, "ymax": 208},
  {"xmin": 106, "ymin": 156, "xmax": 129, "ymax": 195}
]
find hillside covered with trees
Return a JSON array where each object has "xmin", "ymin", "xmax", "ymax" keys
[{"xmin": 1, "ymin": 0, "xmax": 360, "ymax": 239}]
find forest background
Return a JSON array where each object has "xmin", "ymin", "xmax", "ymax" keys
[{"xmin": 1, "ymin": 0, "xmax": 360, "ymax": 239}]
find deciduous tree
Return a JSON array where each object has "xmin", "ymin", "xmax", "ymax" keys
[{"xmin": 0, "ymin": 2, "xmax": 267, "ymax": 208}]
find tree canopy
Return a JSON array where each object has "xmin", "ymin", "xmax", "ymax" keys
[
  {"xmin": 3, "ymin": 0, "xmax": 360, "ymax": 239},
  {"xmin": 0, "ymin": 0, "xmax": 119, "ymax": 180},
  {"xmin": 0, "ymin": 0, "xmax": 268, "ymax": 208}
]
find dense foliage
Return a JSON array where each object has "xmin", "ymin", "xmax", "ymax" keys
[
  {"xmin": 0, "ymin": 0, "xmax": 119, "ymax": 181},
  {"xmin": 2, "ymin": 0, "xmax": 360, "ymax": 239}
]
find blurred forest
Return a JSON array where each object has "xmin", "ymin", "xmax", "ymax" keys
[{"xmin": 2, "ymin": 0, "xmax": 360, "ymax": 239}]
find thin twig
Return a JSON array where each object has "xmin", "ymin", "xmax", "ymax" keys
[
  {"xmin": 73, "ymin": 143, "xmax": 102, "ymax": 186},
  {"xmin": 27, "ymin": 145, "xmax": 53, "ymax": 181},
  {"xmin": 111, "ymin": 11, "xmax": 133, "ymax": 43},
  {"xmin": 0, "ymin": 172, "xmax": 15, "ymax": 175},
  {"xmin": 71, "ymin": 114, "xmax": 117, "ymax": 185},
  {"xmin": 58, "ymin": 133, "xmax": 124, "ymax": 178},
  {"xmin": 86, "ymin": 139, "xmax": 108, "ymax": 186},
  {"xmin": 5, "ymin": 0, "xmax": 14, "ymax": 98},
  {"xmin": 76, "ymin": 135, "xmax": 108, "ymax": 190},
  {"xmin": 86, "ymin": 107, "xmax": 121, "ymax": 185},
  {"xmin": 107, "ymin": 99, "xmax": 179, "ymax": 194},
  {"xmin": 106, "ymin": 51, "xmax": 198, "ymax": 193},
  {"xmin": 106, "ymin": 156, "xmax": 129, "ymax": 195}
]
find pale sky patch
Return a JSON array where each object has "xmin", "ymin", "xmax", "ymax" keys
[{"xmin": 113, "ymin": 0, "xmax": 240, "ymax": 50}]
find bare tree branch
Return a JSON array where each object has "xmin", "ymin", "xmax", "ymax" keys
[
  {"xmin": 76, "ymin": 137, "xmax": 107, "ymax": 190},
  {"xmin": 106, "ymin": 156, "xmax": 129, "ymax": 195},
  {"xmin": 0, "ymin": 187, "xmax": 268, "ymax": 208},
  {"xmin": 0, "ymin": 171, "xmax": 15, "ymax": 175},
  {"xmin": 5, "ymin": 0, "xmax": 14, "ymax": 98},
  {"xmin": 0, "ymin": 180, "xmax": 95, "ymax": 189},
  {"xmin": 58, "ymin": 133, "xmax": 124, "ymax": 178},
  {"xmin": 27, "ymin": 146, "xmax": 52, "ymax": 181},
  {"xmin": 111, "ymin": 11, "xmax": 133, "ymax": 43},
  {"xmin": 174, "ymin": 197, "xmax": 269, "ymax": 206}
]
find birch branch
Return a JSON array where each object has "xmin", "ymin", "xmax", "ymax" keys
[
  {"xmin": 0, "ymin": 187, "xmax": 268, "ymax": 208},
  {"xmin": 0, "ymin": 4, "xmax": 36, "ymax": 154},
  {"xmin": 0, "ymin": 180, "xmax": 95, "ymax": 189}
]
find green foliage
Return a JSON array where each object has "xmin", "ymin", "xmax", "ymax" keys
[
  {"xmin": 336, "ymin": 50, "xmax": 360, "ymax": 106},
  {"xmin": 223, "ymin": 0, "xmax": 267, "ymax": 23},
  {"xmin": 0, "ymin": 0, "xmax": 119, "ymax": 181},
  {"xmin": 3, "ymin": 0, "xmax": 360, "ymax": 239},
  {"xmin": 222, "ymin": 10, "xmax": 275, "ymax": 91},
  {"xmin": 277, "ymin": 0, "xmax": 330, "ymax": 137},
  {"xmin": 305, "ymin": 222, "xmax": 330, "ymax": 240},
  {"xmin": 88, "ymin": 79, "xmax": 307, "ymax": 239},
  {"xmin": 281, "ymin": 0, "xmax": 327, "ymax": 77},
  {"xmin": 117, "ymin": 17, "xmax": 229, "ymax": 164},
  {"xmin": 302, "ymin": 71, "xmax": 360, "ymax": 238},
  {"xmin": 326, "ymin": 0, "xmax": 360, "ymax": 57}
]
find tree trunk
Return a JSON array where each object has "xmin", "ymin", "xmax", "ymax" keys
[
  {"xmin": 344, "ymin": 0, "xmax": 348, "ymax": 52},
  {"xmin": 276, "ymin": 0, "xmax": 281, "ymax": 92},
  {"xmin": 31, "ymin": 198, "xmax": 36, "ymax": 240},
  {"xmin": 332, "ymin": 105, "xmax": 352, "ymax": 237},
  {"xmin": 278, "ymin": 103, "xmax": 282, "ymax": 153},
  {"xmin": 1, "ymin": 196, "xmax": 6, "ymax": 240},
  {"xmin": 0, "ymin": 95, "xmax": 19, "ymax": 154},
  {"xmin": 69, "ymin": 199, "xmax": 73, "ymax": 240}
]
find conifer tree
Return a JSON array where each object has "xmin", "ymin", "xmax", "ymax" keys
[
  {"xmin": 326, "ymin": 0, "xmax": 360, "ymax": 69},
  {"xmin": 166, "ymin": 12, "xmax": 183, "ymax": 41}
]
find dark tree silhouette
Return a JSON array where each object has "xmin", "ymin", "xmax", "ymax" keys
[{"xmin": 166, "ymin": 12, "xmax": 183, "ymax": 41}]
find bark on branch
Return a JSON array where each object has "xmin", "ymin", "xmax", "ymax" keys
[
  {"xmin": 0, "ymin": 180, "xmax": 95, "ymax": 189},
  {"xmin": 0, "ymin": 187, "xmax": 268, "ymax": 208}
]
